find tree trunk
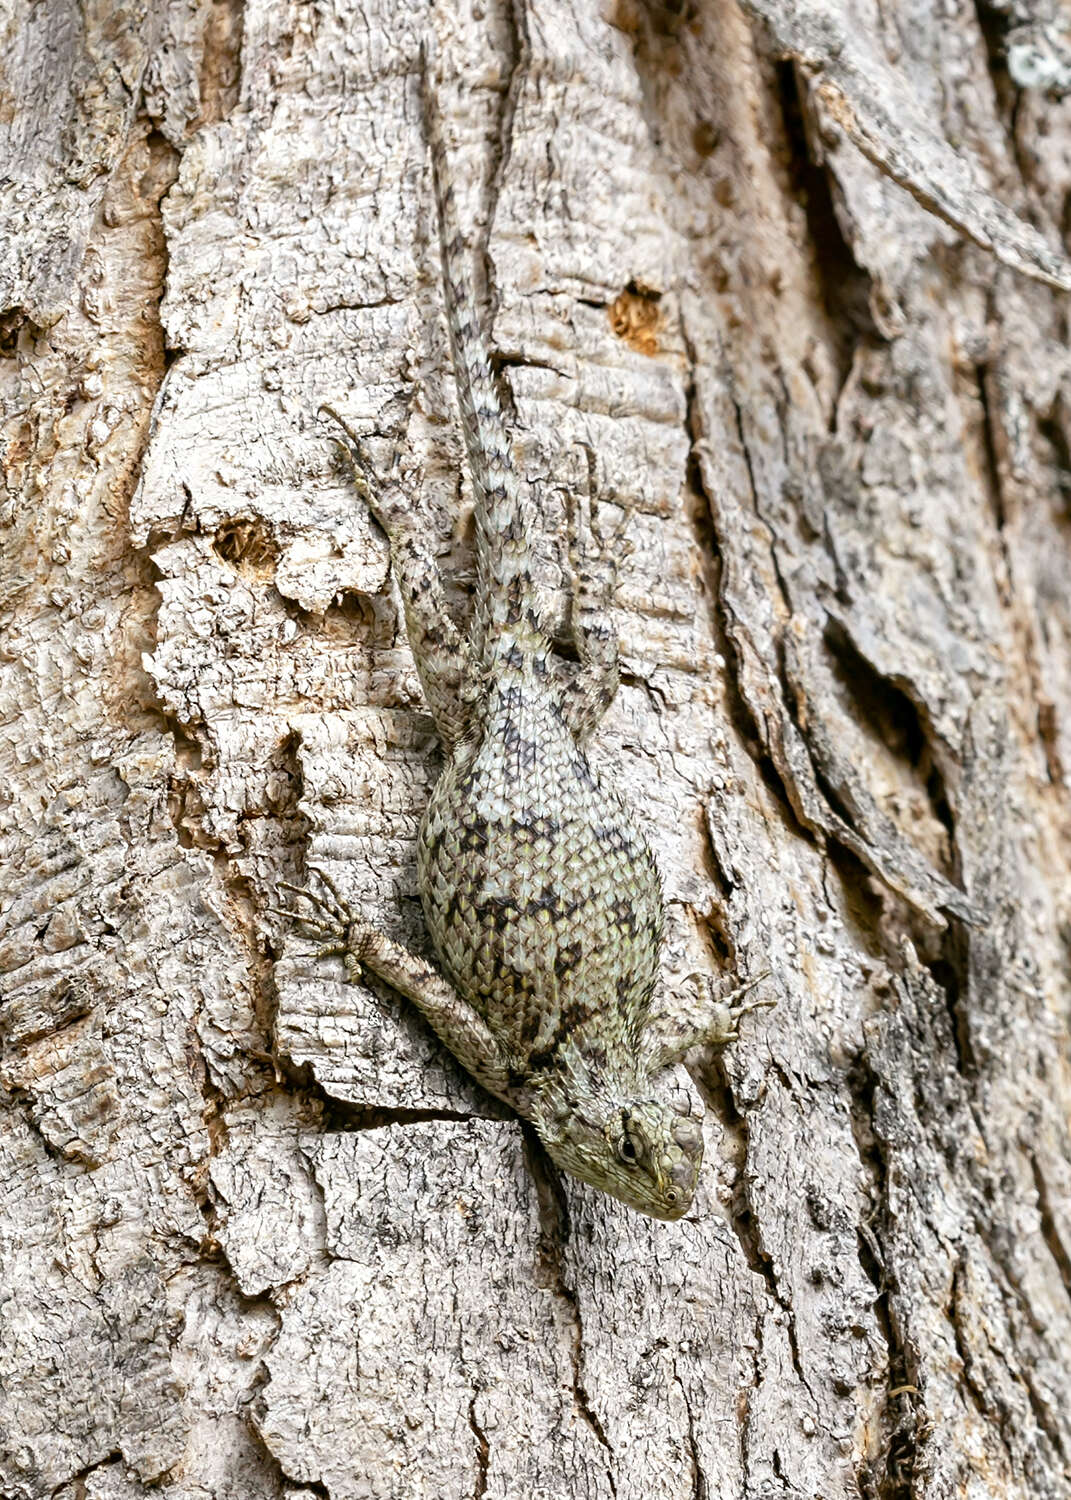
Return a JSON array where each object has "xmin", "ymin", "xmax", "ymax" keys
[{"xmin": 3, "ymin": 2, "xmax": 1071, "ymax": 1497}]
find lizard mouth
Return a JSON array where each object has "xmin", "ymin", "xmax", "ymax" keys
[{"xmin": 654, "ymin": 1152, "xmax": 701, "ymax": 1218}]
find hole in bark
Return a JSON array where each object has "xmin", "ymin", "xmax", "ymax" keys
[
  {"xmin": 0, "ymin": 307, "xmax": 31, "ymax": 357},
  {"xmin": 609, "ymin": 0, "xmax": 698, "ymax": 39},
  {"xmin": 609, "ymin": 283, "xmax": 662, "ymax": 356},
  {"xmin": 974, "ymin": 0, "xmax": 1010, "ymax": 68},
  {"xmin": 822, "ymin": 622, "xmax": 924, "ymax": 767},
  {"xmin": 316, "ymin": 587, "xmax": 384, "ymax": 642},
  {"xmin": 974, "ymin": 362, "xmax": 1006, "ymax": 531},
  {"xmin": 1037, "ymin": 400, "xmax": 1071, "ymax": 518},
  {"xmin": 926, "ymin": 920, "xmax": 975, "ymax": 1077},
  {"xmin": 698, "ymin": 903, "xmax": 734, "ymax": 965},
  {"xmin": 973, "ymin": 2, "xmax": 1019, "ymax": 123},
  {"xmin": 213, "ymin": 516, "xmax": 279, "ymax": 578}
]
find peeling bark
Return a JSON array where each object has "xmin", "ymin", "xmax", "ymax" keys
[{"xmin": 3, "ymin": 1, "xmax": 1071, "ymax": 1497}]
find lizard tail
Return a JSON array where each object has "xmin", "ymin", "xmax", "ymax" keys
[{"xmin": 422, "ymin": 59, "xmax": 546, "ymax": 665}]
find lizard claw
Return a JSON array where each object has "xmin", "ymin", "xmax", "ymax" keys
[
  {"xmin": 317, "ymin": 402, "xmax": 365, "ymax": 452},
  {"xmin": 561, "ymin": 440, "xmax": 632, "ymax": 609},
  {"xmin": 274, "ymin": 869, "xmax": 372, "ymax": 981},
  {"xmin": 699, "ymin": 969, "xmax": 775, "ymax": 1046},
  {"xmin": 316, "ymin": 407, "xmax": 381, "ymax": 508}
]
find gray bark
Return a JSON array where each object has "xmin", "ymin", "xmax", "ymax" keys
[{"xmin": 3, "ymin": 1, "xmax": 1071, "ymax": 1497}]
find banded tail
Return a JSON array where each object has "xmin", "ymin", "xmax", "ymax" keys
[{"xmin": 421, "ymin": 60, "xmax": 546, "ymax": 664}]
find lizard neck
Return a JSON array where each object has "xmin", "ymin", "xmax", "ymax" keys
[{"xmin": 531, "ymin": 1032, "xmax": 648, "ymax": 1127}]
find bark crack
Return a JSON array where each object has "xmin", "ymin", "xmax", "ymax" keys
[
  {"xmin": 680, "ymin": 326, "xmax": 804, "ymax": 835},
  {"xmin": 846, "ymin": 1052, "xmax": 922, "ymax": 1500},
  {"xmin": 972, "ymin": 1, "xmax": 1038, "ymax": 195},
  {"xmin": 522, "ymin": 1127, "xmax": 618, "ymax": 1492},
  {"xmin": 720, "ymin": 1067, "xmax": 820, "ymax": 1414},
  {"xmin": 467, "ymin": 1394, "xmax": 491, "ymax": 1500},
  {"xmin": 975, "ymin": 355, "xmax": 1007, "ymax": 534},
  {"xmin": 321, "ymin": 1101, "xmax": 483, "ymax": 1130},
  {"xmin": 55, "ymin": 1449, "xmax": 123, "ymax": 1497},
  {"xmin": 1030, "ymin": 1151, "xmax": 1071, "ymax": 1300},
  {"xmin": 678, "ymin": 1377, "xmax": 709, "ymax": 1500},
  {"xmin": 771, "ymin": 59, "xmax": 879, "ymax": 391}
]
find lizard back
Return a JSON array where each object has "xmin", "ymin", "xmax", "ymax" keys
[
  {"xmin": 417, "ymin": 657, "xmax": 664, "ymax": 1071},
  {"xmin": 290, "ymin": 62, "xmax": 736, "ymax": 1221}
]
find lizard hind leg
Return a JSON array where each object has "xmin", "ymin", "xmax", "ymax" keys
[
  {"xmin": 560, "ymin": 441, "xmax": 633, "ymax": 743},
  {"xmin": 277, "ymin": 865, "xmax": 522, "ymax": 1109},
  {"xmin": 319, "ymin": 405, "xmax": 478, "ymax": 749}
]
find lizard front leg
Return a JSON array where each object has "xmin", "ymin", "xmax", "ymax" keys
[
  {"xmin": 641, "ymin": 970, "xmax": 775, "ymax": 1075},
  {"xmin": 320, "ymin": 406, "xmax": 479, "ymax": 750},
  {"xmin": 278, "ymin": 868, "xmax": 524, "ymax": 1111}
]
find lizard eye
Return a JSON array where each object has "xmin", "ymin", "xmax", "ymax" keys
[{"xmin": 619, "ymin": 1137, "xmax": 638, "ymax": 1164}]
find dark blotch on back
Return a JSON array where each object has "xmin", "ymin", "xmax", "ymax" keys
[
  {"xmin": 457, "ymin": 815, "xmax": 489, "ymax": 852},
  {"xmin": 478, "ymin": 895, "xmax": 520, "ymax": 932},
  {"xmin": 610, "ymin": 897, "xmax": 639, "ymax": 934},
  {"xmin": 554, "ymin": 940, "xmax": 583, "ymax": 979},
  {"xmin": 509, "ymin": 809, "xmax": 561, "ymax": 845},
  {"xmin": 499, "ymin": 717, "xmax": 539, "ymax": 772},
  {"xmin": 526, "ymin": 998, "xmax": 598, "ymax": 1072},
  {"xmin": 593, "ymin": 824, "xmax": 632, "ymax": 853},
  {"xmin": 570, "ymin": 755, "xmax": 598, "ymax": 791}
]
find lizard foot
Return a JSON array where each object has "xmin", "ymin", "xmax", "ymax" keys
[
  {"xmin": 274, "ymin": 866, "xmax": 374, "ymax": 984},
  {"xmin": 643, "ymin": 969, "xmax": 776, "ymax": 1072},
  {"xmin": 701, "ymin": 970, "xmax": 776, "ymax": 1047}
]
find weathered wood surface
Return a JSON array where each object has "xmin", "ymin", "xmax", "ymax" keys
[{"xmin": 3, "ymin": 1, "xmax": 1071, "ymax": 1496}]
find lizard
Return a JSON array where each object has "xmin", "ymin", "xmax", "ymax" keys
[{"xmin": 280, "ymin": 58, "xmax": 772, "ymax": 1221}]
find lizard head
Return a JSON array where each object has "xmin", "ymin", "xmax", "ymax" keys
[{"xmin": 534, "ymin": 1092, "xmax": 704, "ymax": 1220}]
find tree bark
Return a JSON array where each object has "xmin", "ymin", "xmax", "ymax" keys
[{"xmin": 3, "ymin": 2, "xmax": 1071, "ymax": 1497}]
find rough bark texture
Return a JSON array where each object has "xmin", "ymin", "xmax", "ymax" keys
[{"xmin": 3, "ymin": 2, "xmax": 1071, "ymax": 1497}]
